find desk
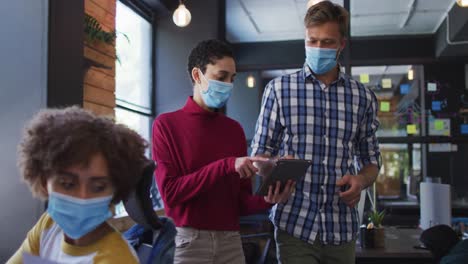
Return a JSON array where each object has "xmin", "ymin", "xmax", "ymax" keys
[{"xmin": 356, "ymin": 227, "xmax": 434, "ymax": 264}]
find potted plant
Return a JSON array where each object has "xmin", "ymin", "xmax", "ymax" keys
[{"xmin": 364, "ymin": 210, "xmax": 386, "ymax": 248}]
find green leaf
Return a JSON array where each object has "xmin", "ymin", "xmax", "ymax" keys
[{"xmin": 84, "ymin": 14, "xmax": 117, "ymax": 45}]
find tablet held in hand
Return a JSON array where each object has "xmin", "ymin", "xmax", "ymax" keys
[{"xmin": 254, "ymin": 159, "xmax": 312, "ymax": 196}]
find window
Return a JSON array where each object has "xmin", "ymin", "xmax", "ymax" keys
[
  {"xmin": 351, "ymin": 65, "xmax": 421, "ymax": 137},
  {"xmin": 377, "ymin": 143, "xmax": 421, "ymax": 200},
  {"xmin": 351, "ymin": 65, "xmax": 423, "ymax": 202},
  {"xmin": 115, "ymin": 108, "xmax": 151, "ymax": 148},
  {"xmin": 114, "ymin": 1, "xmax": 163, "ymax": 216},
  {"xmin": 116, "ymin": 1, "xmax": 153, "ymax": 116}
]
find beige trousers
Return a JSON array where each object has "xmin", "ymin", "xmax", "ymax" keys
[{"xmin": 174, "ymin": 227, "xmax": 246, "ymax": 264}]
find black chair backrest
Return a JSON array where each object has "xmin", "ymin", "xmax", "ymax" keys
[
  {"xmin": 123, "ymin": 161, "xmax": 162, "ymax": 230},
  {"xmin": 420, "ymin": 224, "xmax": 460, "ymax": 261}
]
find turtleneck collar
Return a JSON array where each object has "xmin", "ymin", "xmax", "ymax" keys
[{"xmin": 182, "ymin": 96, "xmax": 219, "ymax": 116}]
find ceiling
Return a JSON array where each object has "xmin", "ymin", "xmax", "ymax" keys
[
  {"xmin": 261, "ymin": 65, "xmax": 411, "ymax": 80},
  {"xmin": 226, "ymin": 0, "xmax": 456, "ymax": 43}
]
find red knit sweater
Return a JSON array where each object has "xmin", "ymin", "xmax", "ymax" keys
[{"xmin": 152, "ymin": 97, "xmax": 271, "ymax": 230}]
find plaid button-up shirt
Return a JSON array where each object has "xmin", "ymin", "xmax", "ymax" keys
[{"xmin": 251, "ymin": 64, "xmax": 380, "ymax": 245}]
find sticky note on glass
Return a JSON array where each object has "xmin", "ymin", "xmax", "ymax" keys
[
  {"xmin": 432, "ymin": 101, "xmax": 442, "ymax": 111},
  {"xmin": 427, "ymin": 82, "xmax": 437, "ymax": 92},
  {"xmin": 434, "ymin": 120, "xmax": 444, "ymax": 130},
  {"xmin": 360, "ymin": 74, "xmax": 370, "ymax": 84},
  {"xmin": 461, "ymin": 124, "xmax": 468, "ymax": 134},
  {"xmin": 380, "ymin": 101, "xmax": 390, "ymax": 112},
  {"xmin": 407, "ymin": 124, "xmax": 417, "ymax": 135},
  {"xmin": 382, "ymin": 78, "xmax": 392, "ymax": 89},
  {"xmin": 429, "ymin": 118, "xmax": 450, "ymax": 136},
  {"xmin": 400, "ymin": 84, "xmax": 410, "ymax": 95}
]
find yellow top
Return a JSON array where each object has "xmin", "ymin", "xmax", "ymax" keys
[{"xmin": 7, "ymin": 213, "xmax": 139, "ymax": 264}]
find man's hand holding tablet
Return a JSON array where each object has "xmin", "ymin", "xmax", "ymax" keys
[{"xmin": 253, "ymin": 158, "xmax": 312, "ymax": 203}]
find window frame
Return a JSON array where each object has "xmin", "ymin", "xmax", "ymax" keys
[
  {"xmin": 114, "ymin": 0, "xmax": 162, "ymax": 217},
  {"xmin": 116, "ymin": 0, "xmax": 156, "ymax": 122}
]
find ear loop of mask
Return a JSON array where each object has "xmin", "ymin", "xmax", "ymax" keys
[
  {"xmin": 197, "ymin": 68, "xmax": 206, "ymax": 83},
  {"xmin": 336, "ymin": 38, "xmax": 346, "ymax": 62},
  {"xmin": 197, "ymin": 68, "xmax": 209, "ymax": 92},
  {"xmin": 336, "ymin": 48, "xmax": 342, "ymax": 61},
  {"xmin": 335, "ymin": 48, "xmax": 343, "ymax": 72}
]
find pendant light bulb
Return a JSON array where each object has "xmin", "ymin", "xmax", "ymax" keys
[
  {"xmin": 456, "ymin": 0, "xmax": 468, "ymax": 7},
  {"xmin": 173, "ymin": 2, "xmax": 191, "ymax": 27}
]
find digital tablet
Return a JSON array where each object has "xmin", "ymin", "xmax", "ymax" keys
[{"xmin": 255, "ymin": 159, "xmax": 312, "ymax": 196}]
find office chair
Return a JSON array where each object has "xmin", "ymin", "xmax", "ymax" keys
[
  {"xmin": 123, "ymin": 161, "xmax": 176, "ymax": 264},
  {"xmin": 439, "ymin": 240, "xmax": 468, "ymax": 264},
  {"xmin": 420, "ymin": 224, "xmax": 461, "ymax": 263},
  {"xmin": 240, "ymin": 213, "xmax": 274, "ymax": 264}
]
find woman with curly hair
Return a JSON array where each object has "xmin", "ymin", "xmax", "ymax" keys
[{"xmin": 7, "ymin": 106, "xmax": 149, "ymax": 264}]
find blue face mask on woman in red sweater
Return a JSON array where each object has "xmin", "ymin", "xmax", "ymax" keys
[{"xmin": 199, "ymin": 70, "xmax": 233, "ymax": 109}]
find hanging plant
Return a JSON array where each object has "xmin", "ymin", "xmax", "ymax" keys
[
  {"xmin": 83, "ymin": 14, "xmax": 128, "ymax": 67},
  {"xmin": 84, "ymin": 14, "xmax": 116, "ymax": 44}
]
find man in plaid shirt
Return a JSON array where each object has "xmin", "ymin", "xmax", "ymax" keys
[{"xmin": 251, "ymin": 1, "xmax": 380, "ymax": 263}]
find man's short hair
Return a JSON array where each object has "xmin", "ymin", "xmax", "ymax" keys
[
  {"xmin": 187, "ymin": 39, "xmax": 234, "ymax": 84},
  {"xmin": 304, "ymin": 0, "xmax": 349, "ymax": 38},
  {"xmin": 17, "ymin": 106, "xmax": 149, "ymax": 204}
]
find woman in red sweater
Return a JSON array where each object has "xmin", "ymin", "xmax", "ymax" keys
[{"xmin": 152, "ymin": 39, "xmax": 294, "ymax": 264}]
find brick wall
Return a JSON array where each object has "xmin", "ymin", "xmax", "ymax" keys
[{"xmin": 83, "ymin": 0, "xmax": 116, "ymax": 117}]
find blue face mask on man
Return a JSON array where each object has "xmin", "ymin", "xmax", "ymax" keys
[
  {"xmin": 305, "ymin": 46, "xmax": 340, "ymax": 75},
  {"xmin": 47, "ymin": 191, "xmax": 113, "ymax": 239},
  {"xmin": 199, "ymin": 70, "xmax": 233, "ymax": 109}
]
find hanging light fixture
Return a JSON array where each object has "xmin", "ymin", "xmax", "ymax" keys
[
  {"xmin": 247, "ymin": 75, "xmax": 255, "ymax": 88},
  {"xmin": 408, "ymin": 68, "xmax": 414, "ymax": 81},
  {"xmin": 173, "ymin": 1, "xmax": 191, "ymax": 27},
  {"xmin": 456, "ymin": 0, "xmax": 468, "ymax": 7}
]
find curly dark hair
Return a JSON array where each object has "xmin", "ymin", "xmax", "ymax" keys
[
  {"xmin": 187, "ymin": 39, "xmax": 234, "ymax": 84},
  {"xmin": 17, "ymin": 106, "xmax": 149, "ymax": 204}
]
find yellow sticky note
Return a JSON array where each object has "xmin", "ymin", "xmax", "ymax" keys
[
  {"xmin": 434, "ymin": 120, "xmax": 444, "ymax": 130},
  {"xmin": 360, "ymin": 74, "xmax": 369, "ymax": 84},
  {"xmin": 382, "ymin": 78, "xmax": 392, "ymax": 89},
  {"xmin": 380, "ymin": 101, "xmax": 390, "ymax": 112},
  {"xmin": 407, "ymin": 124, "xmax": 417, "ymax": 135}
]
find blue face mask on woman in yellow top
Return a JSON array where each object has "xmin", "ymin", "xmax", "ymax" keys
[
  {"xmin": 47, "ymin": 191, "xmax": 113, "ymax": 239},
  {"xmin": 199, "ymin": 70, "xmax": 233, "ymax": 109}
]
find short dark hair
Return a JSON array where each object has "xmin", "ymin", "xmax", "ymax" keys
[
  {"xmin": 304, "ymin": 0, "xmax": 349, "ymax": 38},
  {"xmin": 17, "ymin": 106, "xmax": 149, "ymax": 204},
  {"xmin": 187, "ymin": 39, "xmax": 234, "ymax": 84}
]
